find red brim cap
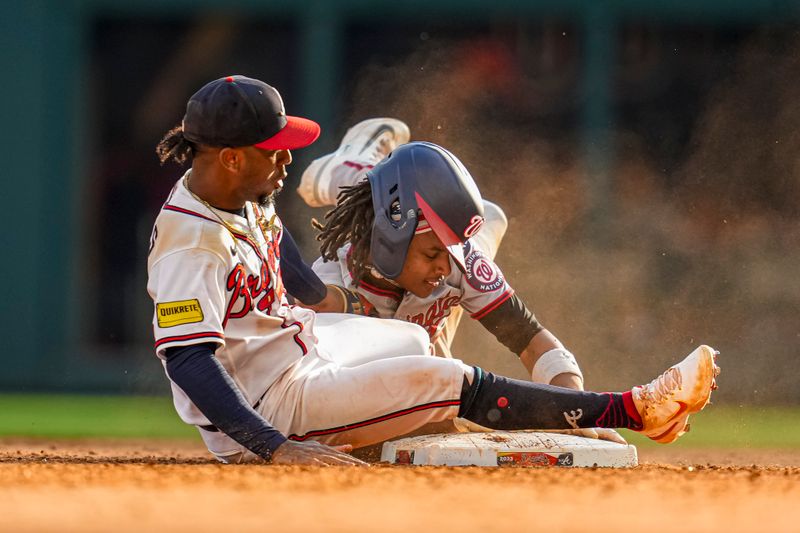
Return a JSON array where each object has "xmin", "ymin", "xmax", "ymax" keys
[
  {"xmin": 254, "ymin": 115, "xmax": 321, "ymax": 150},
  {"xmin": 445, "ymin": 241, "xmax": 467, "ymax": 273},
  {"xmin": 415, "ymin": 193, "xmax": 468, "ymax": 272}
]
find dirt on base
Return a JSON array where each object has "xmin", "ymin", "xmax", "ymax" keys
[{"xmin": 1, "ymin": 438, "xmax": 799, "ymax": 533}]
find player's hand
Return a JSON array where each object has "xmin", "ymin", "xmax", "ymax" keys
[
  {"xmin": 271, "ymin": 440, "xmax": 369, "ymax": 466},
  {"xmin": 604, "ymin": 428, "xmax": 629, "ymax": 444},
  {"xmin": 549, "ymin": 428, "xmax": 627, "ymax": 445},
  {"xmin": 583, "ymin": 428, "xmax": 627, "ymax": 444},
  {"xmin": 295, "ymin": 286, "xmax": 344, "ymax": 313}
]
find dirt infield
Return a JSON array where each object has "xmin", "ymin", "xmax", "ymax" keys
[{"xmin": 2, "ymin": 438, "xmax": 799, "ymax": 532}]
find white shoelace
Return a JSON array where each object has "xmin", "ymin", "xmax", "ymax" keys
[{"xmin": 638, "ymin": 367, "xmax": 682, "ymax": 412}]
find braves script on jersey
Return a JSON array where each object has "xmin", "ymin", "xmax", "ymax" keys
[
  {"xmin": 312, "ymin": 240, "xmax": 514, "ymax": 345},
  {"xmin": 147, "ymin": 173, "xmax": 317, "ymax": 427}
]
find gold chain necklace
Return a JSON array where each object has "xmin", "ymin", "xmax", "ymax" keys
[
  {"xmin": 183, "ymin": 174, "xmax": 258, "ymax": 242},
  {"xmin": 252, "ymin": 203, "xmax": 280, "ymax": 243}
]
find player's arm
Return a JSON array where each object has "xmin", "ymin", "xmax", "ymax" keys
[
  {"xmin": 307, "ymin": 284, "xmax": 373, "ymax": 314},
  {"xmin": 475, "ymin": 293, "xmax": 582, "ymax": 389},
  {"xmin": 298, "ymin": 249, "xmax": 373, "ymax": 314},
  {"xmin": 519, "ymin": 328, "xmax": 583, "ymax": 389},
  {"xmin": 279, "ymin": 227, "xmax": 327, "ymax": 305},
  {"xmin": 477, "ymin": 296, "xmax": 626, "ymax": 444},
  {"xmin": 280, "ymin": 231, "xmax": 370, "ymax": 315},
  {"xmin": 296, "ymin": 285, "xmax": 344, "ymax": 312},
  {"xmin": 460, "ymin": 243, "xmax": 583, "ymax": 389},
  {"xmin": 165, "ymin": 342, "xmax": 365, "ymax": 466},
  {"xmin": 459, "ymin": 243, "xmax": 624, "ymax": 443}
]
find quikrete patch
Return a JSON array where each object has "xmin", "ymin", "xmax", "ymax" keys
[{"xmin": 156, "ymin": 299, "xmax": 204, "ymax": 328}]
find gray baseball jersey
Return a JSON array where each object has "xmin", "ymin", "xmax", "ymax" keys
[{"xmin": 312, "ymin": 239, "xmax": 514, "ymax": 355}]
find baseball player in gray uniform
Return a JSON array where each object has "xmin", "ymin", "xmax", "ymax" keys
[
  {"xmin": 148, "ymin": 75, "xmax": 719, "ymax": 465},
  {"xmin": 298, "ymin": 119, "xmax": 508, "ymax": 357},
  {"xmin": 300, "ymin": 126, "xmax": 617, "ymax": 440}
]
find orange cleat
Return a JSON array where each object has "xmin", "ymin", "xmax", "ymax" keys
[{"xmin": 633, "ymin": 345, "xmax": 721, "ymax": 444}]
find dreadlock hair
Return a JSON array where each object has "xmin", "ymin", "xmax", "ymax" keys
[
  {"xmin": 156, "ymin": 124, "xmax": 196, "ymax": 166},
  {"xmin": 313, "ymin": 179, "xmax": 375, "ymax": 286}
]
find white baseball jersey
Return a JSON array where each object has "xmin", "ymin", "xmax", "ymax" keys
[
  {"xmin": 312, "ymin": 239, "xmax": 514, "ymax": 356},
  {"xmin": 147, "ymin": 173, "xmax": 317, "ymax": 427},
  {"xmin": 148, "ymin": 172, "xmax": 472, "ymax": 461}
]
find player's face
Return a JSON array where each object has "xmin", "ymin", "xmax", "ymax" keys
[
  {"xmin": 393, "ymin": 231, "xmax": 452, "ymax": 298},
  {"xmin": 238, "ymin": 147, "xmax": 292, "ymax": 206}
]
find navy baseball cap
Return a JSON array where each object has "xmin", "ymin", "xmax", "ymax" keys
[{"xmin": 182, "ymin": 75, "xmax": 320, "ymax": 150}]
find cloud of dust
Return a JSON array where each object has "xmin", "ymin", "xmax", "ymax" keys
[
  {"xmin": 679, "ymin": 30, "xmax": 800, "ymax": 220},
  {"xmin": 340, "ymin": 33, "xmax": 800, "ymax": 403},
  {"xmin": 666, "ymin": 30, "xmax": 800, "ymax": 403},
  {"xmin": 343, "ymin": 40, "xmax": 586, "ymax": 250}
]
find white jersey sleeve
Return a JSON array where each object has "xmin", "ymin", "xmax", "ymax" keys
[{"xmin": 149, "ymin": 248, "xmax": 229, "ymax": 353}]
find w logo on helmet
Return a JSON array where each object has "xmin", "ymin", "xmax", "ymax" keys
[{"xmin": 463, "ymin": 215, "xmax": 485, "ymax": 239}]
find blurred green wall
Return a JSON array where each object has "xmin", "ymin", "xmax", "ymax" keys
[{"xmin": 1, "ymin": 0, "xmax": 798, "ymax": 393}]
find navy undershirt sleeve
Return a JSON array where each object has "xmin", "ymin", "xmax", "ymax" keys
[
  {"xmin": 279, "ymin": 228, "xmax": 327, "ymax": 305},
  {"xmin": 477, "ymin": 294, "xmax": 544, "ymax": 355},
  {"xmin": 164, "ymin": 342, "xmax": 287, "ymax": 461}
]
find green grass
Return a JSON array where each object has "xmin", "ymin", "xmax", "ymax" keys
[
  {"xmin": 0, "ymin": 394, "xmax": 798, "ymax": 448},
  {"xmin": 0, "ymin": 394, "xmax": 196, "ymax": 439},
  {"xmin": 622, "ymin": 405, "xmax": 800, "ymax": 449}
]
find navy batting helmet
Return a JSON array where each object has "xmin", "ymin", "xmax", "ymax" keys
[{"xmin": 367, "ymin": 141, "xmax": 485, "ymax": 279}]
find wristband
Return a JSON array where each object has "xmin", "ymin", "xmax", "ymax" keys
[
  {"xmin": 326, "ymin": 285, "xmax": 368, "ymax": 315},
  {"xmin": 531, "ymin": 348, "xmax": 584, "ymax": 385},
  {"xmin": 326, "ymin": 284, "xmax": 349, "ymax": 313}
]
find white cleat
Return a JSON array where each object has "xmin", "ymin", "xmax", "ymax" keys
[
  {"xmin": 633, "ymin": 345, "xmax": 720, "ymax": 444},
  {"xmin": 298, "ymin": 118, "xmax": 410, "ymax": 207}
]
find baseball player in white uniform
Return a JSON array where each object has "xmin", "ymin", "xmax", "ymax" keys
[{"xmin": 148, "ymin": 75, "xmax": 720, "ymax": 465}]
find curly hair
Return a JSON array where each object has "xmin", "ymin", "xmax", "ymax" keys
[
  {"xmin": 313, "ymin": 179, "xmax": 374, "ymax": 285},
  {"xmin": 155, "ymin": 125, "xmax": 196, "ymax": 166}
]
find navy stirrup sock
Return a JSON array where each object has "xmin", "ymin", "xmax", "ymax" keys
[{"xmin": 458, "ymin": 367, "xmax": 642, "ymax": 431}]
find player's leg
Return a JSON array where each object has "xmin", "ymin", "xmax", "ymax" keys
[
  {"xmin": 226, "ymin": 344, "xmax": 720, "ymax": 462},
  {"xmin": 470, "ymin": 200, "xmax": 508, "ymax": 260},
  {"xmin": 456, "ymin": 345, "xmax": 720, "ymax": 444},
  {"xmin": 297, "ymin": 118, "xmax": 410, "ymax": 207},
  {"xmin": 315, "ymin": 313, "xmax": 460, "ymax": 449},
  {"xmin": 280, "ymin": 355, "xmax": 471, "ymax": 450},
  {"xmin": 313, "ymin": 313, "xmax": 432, "ymax": 367},
  {"xmin": 272, "ymin": 344, "xmax": 719, "ymax": 451}
]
